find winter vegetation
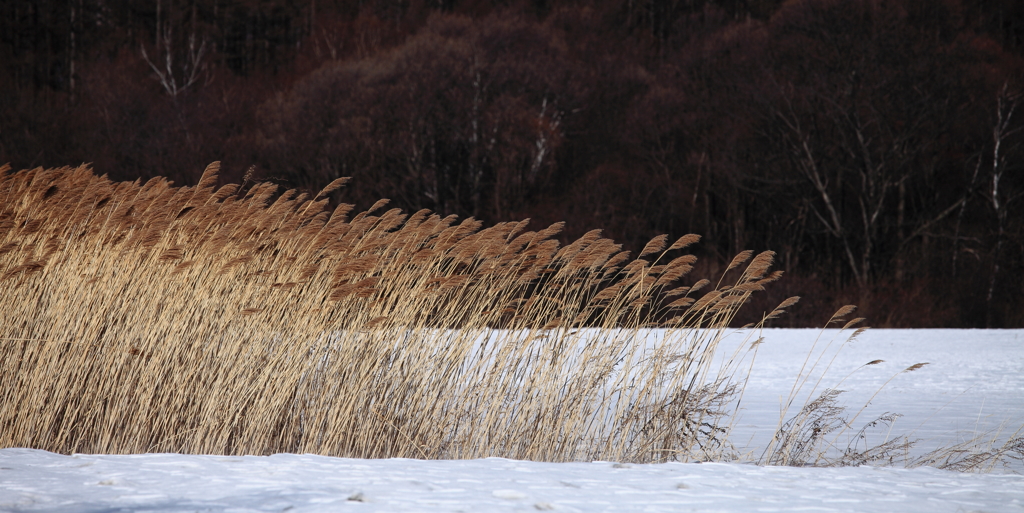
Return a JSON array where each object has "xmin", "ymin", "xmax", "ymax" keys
[
  {"xmin": 2, "ymin": 0, "xmax": 1023, "ymax": 327},
  {"xmin": 0, "ymin": 163, "xmax": 784, "ymax": 460},
  {"xmin": 2, "ymin": 165, "xmax": 1021, "ymax": 472}
]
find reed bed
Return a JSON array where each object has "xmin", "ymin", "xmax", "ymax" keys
[
  {"xmin": 0, "ymin": 163, "xmax": 794, "ymax": 462},
  {"xmin": 3, "ymin": 163, "xmax": 1022, "ymax": 472}
]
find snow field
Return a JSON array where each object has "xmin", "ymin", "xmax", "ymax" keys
[
  {"xmin": 3, "ymin": 449, "xmax": 1024, "ymax": 512},
  {"xmin": 718, "ymin": 329, "xmax": 1024, "ymax": 465}
]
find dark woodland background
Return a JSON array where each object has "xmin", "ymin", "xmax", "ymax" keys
[{"xmin": 2, "ymin": 0, "xmax": 1023, "ymax": 327}]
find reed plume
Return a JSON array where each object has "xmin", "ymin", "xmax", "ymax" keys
[{"xmin": 0, "ymin": 164, "xmax": 784, "ymax": 462}]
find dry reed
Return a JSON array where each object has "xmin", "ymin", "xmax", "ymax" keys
[
  {"xmin": 3, "ymin": 164, "xmax": 1022, "ymax": 472},
  {"xmin": 0, "ymin": 163, "xmax": 785, "ymax": 462}
]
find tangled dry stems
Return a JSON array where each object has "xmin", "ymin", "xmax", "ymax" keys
[
  {"xmin": 0, "ymin": 163, "xmax": 788, "ymax": 461},
  {"xmin": 5, "ymin": 164, "xmax": 1020, "ymax": 471}
]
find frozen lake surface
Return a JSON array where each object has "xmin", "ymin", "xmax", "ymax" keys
[{"xmin": 2, "ymin": 329, "xmax": 1023, "ymax": 512}]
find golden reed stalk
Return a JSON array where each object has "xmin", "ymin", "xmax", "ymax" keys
[{"xmin": 0, "ymin": 163, "xmax": 788, "ymax": 461}]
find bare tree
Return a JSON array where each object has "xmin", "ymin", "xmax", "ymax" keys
[
  {"xmin": 771, "ymin": 95, "xmax": 865, "ymax": 287},
  {"xmin": 985, "ymin": 84, "xmax": 1023, "ymax": 326},
  {"xmin": 140, "ymin": 2, "xmax": 208, "ymax": 98}
]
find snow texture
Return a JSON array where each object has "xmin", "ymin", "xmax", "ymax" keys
[
  {"xmin": 719, "ymin": 329, "xmax": 1024, "ymax": 463},
  {"xmin": 2, "ymin": 329, "xmax": 1022, "ymax": 512},
  {"xmin": 3, "ymin": 450, "xmax": 1023, "ymax": 512}
]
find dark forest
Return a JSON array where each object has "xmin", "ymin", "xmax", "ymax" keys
[{"xmin": 2, "ymin": 0, "xmax": 1023, "ymax": 327}]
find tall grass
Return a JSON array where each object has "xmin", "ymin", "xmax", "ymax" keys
[{"xmin": 0, "ymin": 163, "xmax": 793, "ymax": 461}]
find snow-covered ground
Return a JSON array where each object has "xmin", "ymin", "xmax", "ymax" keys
[
  {"xmin": 4, "ymin": 450, "xmax": 1024, "ymax": 512},
  {"xmin": 720, "ymin": 329, "xmax": 1024, "ymax": 464},
  {"xmin": 2, "ymin": 329, "xmax": 1023, "ymax": 512}
]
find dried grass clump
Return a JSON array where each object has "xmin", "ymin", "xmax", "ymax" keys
[{"xmin": 0, "ymin": 163, "xmax": 786, "ymax": 462}]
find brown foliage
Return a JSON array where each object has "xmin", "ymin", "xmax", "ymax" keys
[{"xmin": 1, "ymin": 0, "xmax": 1023, "ymax": 326}]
